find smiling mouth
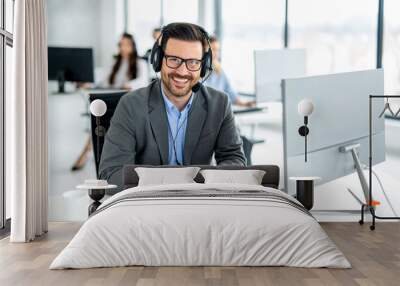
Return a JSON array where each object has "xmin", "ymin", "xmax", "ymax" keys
[{"xmin": 172, "ymin": 76, "xmax": 190, "ymax": 84}]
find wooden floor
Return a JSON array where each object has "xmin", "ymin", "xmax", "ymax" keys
[{"xmin": 0, "ymin": 222, "xmax": 399, "ymax": 286}]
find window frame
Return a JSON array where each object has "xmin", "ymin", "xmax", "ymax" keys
[
  {"xmin": 215, "ymin": 0, "xmax": 383, "ymax": 71},
  {"xmin": 286, "ymin": 0, "xmax": 383, "ymax": 69},
  {"xmin": 0, "ymin": 0, "xmax": 13, "ymax": 232}
]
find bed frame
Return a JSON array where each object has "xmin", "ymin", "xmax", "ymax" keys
[{"xmin": 123, "ymin": 165, "xmax": 280, "ymax": 189}]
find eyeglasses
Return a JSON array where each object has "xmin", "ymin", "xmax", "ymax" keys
[{"xmin": 164, "ymin": 55, "xmax": 203, "ymax": 72}]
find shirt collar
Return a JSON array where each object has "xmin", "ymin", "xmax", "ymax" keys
[{"xmin": 161, "ymin": 84, "xmax": 194, "ymax": 114}]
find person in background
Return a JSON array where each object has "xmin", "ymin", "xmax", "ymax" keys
[
  {"xmin": 98, "ymin": 32, "xmax": 148, "ymax": 90},
  {"xmin": 72, "ymin": 33, "xmax": 148, "ymax": 171},
  {"xmin": 205, "ymin": 35, "xmax": 255, "ymax": 107},
  {"xmin": 143, "ymin": 27, "xmax": 162, "ymax": 82},
  {"xmin": 143, "ymin": 27, "xmax": 162, "ymax": 61},
  {"xmin": 205, "ymin": 35, "xmax": 257, "ymax": 165},
  {"xmin": 153, "ymin": 28, "xmax": 162, "ymax": 42}
]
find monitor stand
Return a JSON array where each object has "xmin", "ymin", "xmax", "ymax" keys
[
  {"xmin": 51, "ymin": 81, "xmax": 73, "ymax": 95},
  {"xmin": 339, "ymin": 143, "xmax": 372, "ymax": 204},
  {"xmin": 57, "ymin": 78, "xmax": 66, "ymax": 93},
  {"xmin": 52, "ymin": 70, "xmax": 72, "ymax": 94}
]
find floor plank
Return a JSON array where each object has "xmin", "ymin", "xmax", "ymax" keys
[{"xmin": 0, "ymin": 222, "xmax": 399, "ymax": 286}]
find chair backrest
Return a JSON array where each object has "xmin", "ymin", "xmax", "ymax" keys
[
  {"xmin": 89, "ymin": 90, "xmax": 129, "ymax": 177},
  {"xmin": 240, "ymin": 135, "xmax": 253, "ymax": 165}
]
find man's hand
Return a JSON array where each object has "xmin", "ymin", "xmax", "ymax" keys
[
  {"xmin": 122, "ymin": 84, "xmax": 132, "ymax": 90},
  {"xmin": 76, "ymin": 82, "xmax": 92, "ymax": 89},
  {"xmin": 235, "ymin": 98, "xmax": 256, "ymax": 107}
]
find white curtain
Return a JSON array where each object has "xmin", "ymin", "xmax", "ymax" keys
[{"xmin": 8, "ymin": 0, "xmax": 48, "ymax": 242}]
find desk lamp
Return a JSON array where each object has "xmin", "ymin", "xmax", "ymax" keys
[
  {"xmin": 89, "ymin": 99, "xmax": 107, "ymax": 165},
  {"xmin": 298, "ymin": 99, "xmax": 314, "ymax": 162}
]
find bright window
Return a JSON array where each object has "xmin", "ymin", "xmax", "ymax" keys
[
  {"xmin": 163, "ymin": 0, "xmax": 199, "ymax": 25},
  {"xmin": 127, "ymin": 0, "xmax": 162, "ymax": 56},
  {"xmin": 6, "ymin": 0, "xmax": 14, "ymax": 33},
  {"xmin": 289, "ymin": 0, "xmax": 377, "ymax": 75},
  {"xmin": 383, "ymin": 0, "xmax": 400, "ymax": 97},
  {"xmin": 1, "ymin": 0, "xmax": 14, "ymax": 228},
  {"xmin": 127, "ymin": 0, "xmax": 200, "ymax": 57},
  {"xmin": 5, "ymin": 45, "xmax": 12, "ymax": 220},
  {"xmin": 221, "ymin": 0, "xmax": 285, "ymax": 93}
]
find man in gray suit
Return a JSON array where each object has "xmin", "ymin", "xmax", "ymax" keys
[{"xmin": 99, "ymin": 23, "xmax": 245, "ymax": 193}]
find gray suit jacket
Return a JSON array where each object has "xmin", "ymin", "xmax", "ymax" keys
[{"xmin": 99, "ymin": 80, "xmax": 246, "ymax": 192}]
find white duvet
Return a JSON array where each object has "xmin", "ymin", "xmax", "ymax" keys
[{"xmin": 50, "ymin": 183, "xmax": 351, "ymax": 269}]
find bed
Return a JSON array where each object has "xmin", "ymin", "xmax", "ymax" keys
[{"xmin": 50, "ymin": 165, "xmax": 350, "ymax": 269}]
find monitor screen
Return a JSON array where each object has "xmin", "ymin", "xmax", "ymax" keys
[{"xmin": 48, "ymin": 47, "xmax": 94, "ymax": 83}]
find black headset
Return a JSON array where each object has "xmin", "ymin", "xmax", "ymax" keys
[{"xmin": 150, "ymin": 23, "xmax": 213, "ymax": 79}]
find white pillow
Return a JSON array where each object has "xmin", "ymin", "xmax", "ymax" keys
[
  {"xmin": 135, "ymin": 167, "xmax": 201, "ymax": 186},
  {"xmin": 200, "ymin": 169, "xmax": 266, "ymax": 185}
]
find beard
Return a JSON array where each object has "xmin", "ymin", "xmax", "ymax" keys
[{"xmin": 161, "ymin": 71, "xmax": 198, "ymax": 98}]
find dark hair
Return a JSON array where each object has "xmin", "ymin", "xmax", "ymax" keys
[
  {"xmin": 109, "ymin": 33, "xmax": 138, "ymax": 86},
  {"xmin": 209, "ymin": 35, "xmax": 218, "ymax": 44},
  {"xmin": 153, "ymin": 27, "xmax": 161, "ymax": 34},
  {"xmin": 160, "ymin": 22, "xmax": 208, "ymax": 55}
]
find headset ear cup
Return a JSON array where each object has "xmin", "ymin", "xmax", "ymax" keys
[
  {"xmin": 150, "ymin": 42, "xmax": 163, "ymax": 73},
  {"xmin": 150, "ymin": 42, "xmax": 158, "ymax": 71},
  {"xmin": 201, "ymin": 51, "xmax": 212, "ymax": 78},
  {"xmin": 156, "ymin": 48, "xmax": 164, "ymax": 72},
  {"xmin": 200, "ymin": 52, "xmax": 207, "ymax": 77}
]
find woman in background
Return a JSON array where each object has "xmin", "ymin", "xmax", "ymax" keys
[
  {"xmin": 205, "ymin": 35, "xmax": 255, "ymax": 107},
  {"xmin": 99, "ymin": 32, "xmax": 148, "ymax": 90},
  {"xmin": 72, "ymin": 33, "xmax": 148, "ymax": 171}
]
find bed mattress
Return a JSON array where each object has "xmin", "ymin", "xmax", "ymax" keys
[{"xmin": 50, "ymin": 183, "xmax": 350, "ymax": 269}]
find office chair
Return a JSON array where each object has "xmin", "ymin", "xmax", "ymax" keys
[
  {"xmin": 241, "ymin": 135, "xmax": 254, "ymax": 166},
  {"xmin": 89, "ymin": 90, "xmax": 129, "ymax": 177}
]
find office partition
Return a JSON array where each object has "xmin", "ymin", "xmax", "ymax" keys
[
  {"xmin": 282, "ymin": 69, "xmax": 385, "ymax": 195},
  {"xmin": 254, "ymin": 49, "xmax": 306, "ymax": 103}
]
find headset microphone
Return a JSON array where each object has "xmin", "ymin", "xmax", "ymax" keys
[
  {"xmin": 191, "ymin": 82, "xmax": 201, "ymax": 93},
  {"xmin": 191, "ymin": 63, "xmax": 212, "ymax": 93}
]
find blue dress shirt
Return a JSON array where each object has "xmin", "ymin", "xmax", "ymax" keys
[
  {"xmin": 161, "ymin": 87, "xmax": 194, "ymax": 165},
  {"xmin": 205, "ymin": 70, "xmax": 238, "ymax": 104}
]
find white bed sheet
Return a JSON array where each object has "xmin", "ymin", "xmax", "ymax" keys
[{"xmin": 50, "ymin": 183, "xmax": 350, "ymax": 269}]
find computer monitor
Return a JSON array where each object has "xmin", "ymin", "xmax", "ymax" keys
[
  {"xmin": 282, "ymin": 69, "xmax": 385, "ymax": 199},
  {"xmin": 254, "ymin": 49, "xmax": 306, "ymax": 103},
  {"xmin": 48, "ymin": 47, "xmax": 94, "ymax": 93}
]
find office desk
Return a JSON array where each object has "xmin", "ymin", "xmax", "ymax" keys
[
  {"xmin": 233, "ymin": 106, "xmax": 265, "ymax": 115},
  {"xmin": 233, "ymin": 102, "xmax": 269, "ymax": 113},
  {"xmin": 234, "ymin": 102, "xmax": 280, "ymax": 140}
]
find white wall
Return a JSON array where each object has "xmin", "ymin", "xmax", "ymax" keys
[
  {"xmin": 46, "ymin": 0, "xmax": 123, "ymax": 69},
  {"xmin": 98, "ymin": 0, "xmax": 124, "ymax": 69}
]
